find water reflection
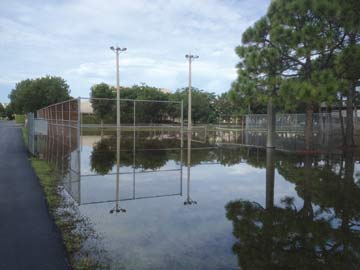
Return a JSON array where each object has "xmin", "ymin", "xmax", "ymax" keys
[
  {"xmin": 184, "ymin": 130, "xmax": 197, "ymax": 206},
  {"xmin": 226, "ymin": 149, "xmax": 360, "ymax": 270},
  {"xmin": 34, "ymin": 126, "xmax": 360, "ymax": 269},
  {"xmin": 90, "ymin": 137, "xmax": 115, "ymax": 175}
]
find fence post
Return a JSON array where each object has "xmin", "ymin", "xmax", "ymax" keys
[
  {"xmin": 181, "ymin": 100, "xmax": 184, "ymax": 149},
  {"xmin": 133, "ymin": 100, "xmax": 136, "ymax": 199},
  {"xmin": 77, "ymin": 97, "xmax": 81, "ymax": 149},
  {"xmin": 68, "ymin": 101, "xmax": 72, "ymax": 152},
  {"xmin": 27, "ymin": 113, "xmax": 35, "ymax": 155}
]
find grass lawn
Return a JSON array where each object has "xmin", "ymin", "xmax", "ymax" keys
[{"xmin": 15, "ymin": 114, "xmax": 25, "ymax": 124}]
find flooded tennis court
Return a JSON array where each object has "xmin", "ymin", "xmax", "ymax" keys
[{"xmin": 35, "ymin": 127, "xmax": 360, "ymax": 270}]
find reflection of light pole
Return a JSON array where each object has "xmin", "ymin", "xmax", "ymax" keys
[
  {"xmin": 184, "ymin": 130, "xmax": 197, "ymax": 205},
  {"xmin": 110, "ymin": 46, "xmax": 127, "ymax": 215},
  {"xmin": 110, "ymin": 201, "xmax": 126, "ymax": 214},
  {"xmin": 184, "ymin": 53, "xmax": 198, "ymax": 206}
]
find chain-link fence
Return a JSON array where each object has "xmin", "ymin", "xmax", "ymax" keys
[
  {"xmin": 215, "ymin": 111, "xmax": 360, "ymax": 151},
  {"xmin": 245, "ymin": 112, "xmax": 360, "ymax": 133},
  {"xmin": 27, "ymin": 97, "xmax": 187, "ymax": 205}
]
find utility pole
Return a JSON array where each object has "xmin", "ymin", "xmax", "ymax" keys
[{"xmin": 185, "ymin": 53, "xmax": 199, "ymax": 131}]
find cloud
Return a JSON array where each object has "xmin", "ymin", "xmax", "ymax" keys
[{"xmin": 0, "ymin": 0, "xmax": 270, "ymax": 102}]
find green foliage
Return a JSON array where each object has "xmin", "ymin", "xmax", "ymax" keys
[
  {"xmin": 170, "ymin": 87, "xmax": 217, "ymax": 123},
  {"xmin": 213, "ymin": 92, "xmax": 242, "ymax": 117},
  {"xmin": 22, "ymin": 127, "xmax": 28, "ymax": 147},
  {"xmin": 15, "ymin": 114, "xmax": 25, "ymax": 124},
  {"xmin": 0, "ymin": 103, "xmax": 5, "ymax": 118},
  {"xmin": 230, "ymin": 0, "xmax": 360, "ymax": 147},
  {"xmin": 230, "ymin": 14, "xmax": 285, "ymax": 113},
  {"xmin": 231, "ymin": 0, "xmax": 359, "ymax": 112},
  {"xmin": 81, "ymin": 114, "xmax": 99, "ymax": 124},
  {"xmin": 9, "ymin": 76, "xmax": 71, "ymax": 114},
  {"xmin": 4, "ymin": 104, "xmax": 15, "ymax": 120},
  {"xmin": 121, "ymin": 84, "xmax": 170, "ymax": 123},
  {"xmin": 90, "ymin": 83, "xmax": 116, "ymax": 123},
  {"xmin": 335, "ymin": 44, "xmax": 360, "ymax": 83},
  {"xmin": 88, "ymin": 83, "xmax": 224, "ymax": 124}
]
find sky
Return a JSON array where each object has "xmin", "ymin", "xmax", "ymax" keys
[{"xmin": 0, "ymin": 0, "xmax": 270, "ymax": 103}]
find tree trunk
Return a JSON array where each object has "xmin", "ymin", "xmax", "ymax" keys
[
  {"xmin": 339, "ymin": 96, "xmax": 346, "ymax": 145},
  {"xmin": 345, "ymin": 81, "xmax": 355, "ymax": 146},
  {"xmin": 304, "ymin": 104, "xmax": 314, "ymax": 151},
  {"xmin": 266, "ymin": 97, "xmax": 276, "ymax": 148}
]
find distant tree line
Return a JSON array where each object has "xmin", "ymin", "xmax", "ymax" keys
[
  {"xmin": 6, "ymin": 75, "xmax": 238, "ymax": 124},
  {"xmin": 90, "ymin": 83, "xmax": 237, "ymax": 124}
]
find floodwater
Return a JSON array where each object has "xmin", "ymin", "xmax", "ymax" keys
[{"xmin": 38, "ymin": 129, "xmax": 360, "ymax": 270}]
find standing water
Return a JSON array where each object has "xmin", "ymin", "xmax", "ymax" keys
[{"xmin": 37, "ymin": 128, "xmax": 360, "ymax": 270}]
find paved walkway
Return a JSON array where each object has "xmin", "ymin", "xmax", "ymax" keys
[{"xmin": 0, "ymin": 121, "xmax": 70, "ymax": 270}]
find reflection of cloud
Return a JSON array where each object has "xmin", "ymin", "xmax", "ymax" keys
[
  {"xmin": 228, "ymin": 164, "xmax": 263, "ymax": 176},
  {"xmin": 0, "ymin": 0, "xmax": 270, "ymax": 101}
]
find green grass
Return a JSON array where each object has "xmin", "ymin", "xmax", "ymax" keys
[
  {"xmin": 30, "ymin": 158, "xmax": 109, "ymax": 270},
  {"xmin": 15, "ymin": 114, "xmax": 25, "ymax": 124},
  {"xmin": 22, "ymin": 127, "xmax": 28, "ymax": 147},
  {"xmin": 23, "ymin": 129, "xmax": 109, "ymax": 270}
]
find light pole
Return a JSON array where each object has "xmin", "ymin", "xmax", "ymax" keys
[
  {"xmin": 110, "ymin": 46, "xmax": 127, "ymax": 133},
  {"xmin": 185, "ymin": 53, "xmax": 199, "ymax": 131},
  {"xmin": 184, "ymin": 53, "xmax": 198, "ymax": 206},
  {"xmin": 110, "ymin": 46, "xmax": 127, "ymax": 214}
]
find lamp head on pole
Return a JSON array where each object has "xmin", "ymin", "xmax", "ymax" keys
[
  {"xmin": 110, "ymin": 46, "xmax": 127, "ymax": 52},
  {"xmin": 185, "ymin": 54, "xmax": 199, "ymax": 60}
]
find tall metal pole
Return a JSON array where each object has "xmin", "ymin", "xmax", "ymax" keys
[
  {"xmin": 180, "ymin": 100, "xmax": 184, "ymax": 196},
  {"xmin": 115, "ymin": 49, "xmax": 120, "ymax": 212},
  {"xmin": 110, "ymin": 46, "xmax": 127, "ymax": 214},
  {"xmin": 188, "ymin": 55, "xmax": 192, "ymax": 132},
  {"xmin": 184, "ymin": 53, "xmax": 198, "ymax": 206},
  {"xmin": 133, "ymin": 101, "xmax": 136, "ymax": 200}
]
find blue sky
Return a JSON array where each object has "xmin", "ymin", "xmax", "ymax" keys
[{"xmin": 0, "ymin": 0, "xmax": 270, "ymax": 103}]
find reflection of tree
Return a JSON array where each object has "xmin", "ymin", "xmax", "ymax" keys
[
  {"xmin": 90, "ymin": 138, "xmax": 116, "ymax": 175},
  {"xmin": 226, "ymin": 150, "xmax": 360, "ymax": 270},
  {"xmin": 226, "ymin": 198, "xmax": 333, "ymax": 270},
  {"xmin": 90, "ymin": 135, "xmax": 177, "ymax": 172},
  {"xmin": 311, "ymin": 150, "xmax": 360, "ymax": 268},
  {"xmin": 277, "ymin": 154, "xmax": 317, "ymax": 219}
]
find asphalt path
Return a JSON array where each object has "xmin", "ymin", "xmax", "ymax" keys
[{"xmin": 0, "ymin": 120, "xmax": 70, "ymax": 270}]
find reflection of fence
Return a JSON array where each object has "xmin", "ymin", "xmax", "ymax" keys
[
  {"xmin": 215, "ymin": 111, "xmax": 360, "ymax": 151},
  {"xmin": 218, "ymin": 114, "xmax": 246, "ymax": 129}
]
